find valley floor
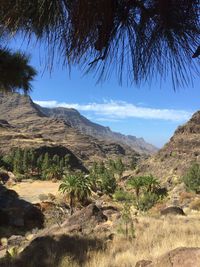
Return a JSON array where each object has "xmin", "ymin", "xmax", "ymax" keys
[{"xmin": 10, "ymin": 180, "xmax": 60, "ymax": 203}]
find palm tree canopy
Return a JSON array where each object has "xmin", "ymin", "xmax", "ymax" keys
[
  {"xmin": 127, "ymin": 176, "xmax": 147, "ymax": 189},
  {"xmin": 0, "ymin": 0, "xmax": 199, "ymax": 88},
  {"xmin": 59, "ymin": 173, "xmax": 92, "ymax": 202},
  {"xmin": 0, "ymin": 48, "xmax": 37, "ymax": 93}
]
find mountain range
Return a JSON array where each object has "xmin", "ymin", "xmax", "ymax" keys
[
  {"xmin": 0, "ymin": 92, "xmax": 152, "ymax": 167},
  {"xmin": 37, "ymin": 105, "xmax": 157, "ymax": 155}
]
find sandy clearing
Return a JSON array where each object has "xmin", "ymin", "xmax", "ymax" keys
[{"xmin": 10, "ymin": 180, "xmax": 61, "ymax": 203}]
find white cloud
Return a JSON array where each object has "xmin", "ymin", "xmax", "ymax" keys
[{"xmin": 34, "ymin": 100, "xmax": 192, "ymax": 122}]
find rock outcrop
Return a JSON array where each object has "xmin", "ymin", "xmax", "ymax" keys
[
  {"xmin": 136, "ymin": 247, "xmax": 200, "ymax": 267},
  {"xmin": 137, "ymin": 111, "xmax": 200, "ymax": 184},
  {"xmin": 0, "ymin": 184, "xmax": 44, "ymax": 234},
  {"xmin": 160, "ymin": 206, "xmax": 185, "ymax": 216}
]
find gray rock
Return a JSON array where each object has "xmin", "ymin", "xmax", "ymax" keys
[{"xmin": 160, "ymin": 206, "xmax": 185, "ymax": 216}]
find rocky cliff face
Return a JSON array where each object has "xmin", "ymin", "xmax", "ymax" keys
[
  {"xmin": 38, "ymin": 106, "xmax": 157, "ymax": 155},
  {"xmin": 137, "ymin": 111, "xmax": 199, "ymax": 184},
  {"xmin": 0, "ymin": 93, "xmax": 139, "ymax": 165}
]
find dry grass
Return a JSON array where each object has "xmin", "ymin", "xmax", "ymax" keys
[
  {"xmin": 83, "ymin": 214, "xmax": 200, "ymax": 267},
  {"xmin": 2, "ymin": 214, "xmax": 200, "ymax": 267},
  {"xmin": 190, "ymin": 199, "xmax": 200, "ymax": 211}
]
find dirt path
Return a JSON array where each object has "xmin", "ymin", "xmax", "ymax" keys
[{"xmin": 10, "ymin": 180, "xmax": 61, "ymax": 203}]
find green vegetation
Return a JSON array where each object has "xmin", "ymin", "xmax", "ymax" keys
[
  {"xmin": 59, "ymin": 172, "xmax": 92, "ymax": 215},
  {"xmin": 0, "ymin": 48, "xmax": 37, "ymax": 93},
  {"xmin": 89, "ymin": 161, "xmax": 117, "ymax": 195},
  {"xmin": 0, "ymin": 148, "xmax": 71, "ymax": 180},
  {"xmin": 118, "ymin": 202, "xmax": 135, "ymax": 240},
  {"xmin": 113, "ymin": 189, "xmax": 133, "ymax": 202},
  {"xmin": 183, "ymin": 163, "xmax": 200, "ymax": 193},
  {"xmin": 127, "ymin": 175, "xmax": 166, "ymax": 211},
  {"xmin": 107, "ymin": 158, "xmax": 125, "ymax": 180},
  {"xmin": 130, "ymin": 155, "xmax": 140, "ymax": 170},
  {"xmin": 1, "ymin": 149, "xmax": 165, "ymax": 214}
]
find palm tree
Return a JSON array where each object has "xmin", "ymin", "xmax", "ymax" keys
[
  {"xmin": 0, "ymin": 0, "xmax": 199, "ymax": 88},
  {"xmin": 0, "ymin": 48, "xmax": 37, "ymax": 93},
  {"xmin": 127, "ymin": 176, "xmax": 146, "ymax": 199},
  {"xmin": 143, "ymin": 175, "xmax": 160, "ymax": 193},
  {"xmin": 59, "ymin": 172, "xmax": 91, "ymax": 215}
]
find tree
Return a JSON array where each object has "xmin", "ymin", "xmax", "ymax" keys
[
  {"xmin": 0, "ymin": 48, "xmax": 37, "ymax": 93},
  {"xmin": 41, "ymin": 153, "xmax": 50, "ymax": 179},
  {"xmin": 36, "ymin": 155, "xmax": 44, "ymax": 176},
  {"xmin": 143, "ymin": 175, "xmax": 159, "ymax": 193},
  {"xmin": 59, "ymin": 172, "xmax": 92, "ymax": 215},
  {"xmin": 13, "ymin": 148, "xmax": 24, "ymax": 174},
  {"xmin": 28, "ymin": 149, "xmax": 36, "ymax": 173},
  {"xmin": 100, "ymin": 170, "xmax": 117, "ymax": 195},
  {"xmin": 127, "ymin": 175, "xmax": 164, "ymax": 211},
  {"xmin": 183, "ymin": 163, "xmax": 200, "ymax": 193},
  {"xmin": 0, "ymin": 0, "xmax": 199, "ymax": 88},
  {"xmin": 127, "ymin": 176, "xmax": 146, "ymax": 199},
  {"xmin": 108, "ymin": 158, "xmax": 125, "ymax": 179},
  {"xmin": 64, "ymin": 154, "xmax": 70, "ymax": 171},
  {"xmin": 89, "ymin": 161, "xmax": 117, "ymax": 194},
  {"xmin": 115, "ymin": 158, "xmax": 125, "ymax": 179},
  {"xmin": 119, "ymin": 202, "xmax": 135, "ymax": 240},
  {"xmin": 52, "ymin": 155, "xmax": 60, "ymax": 166},
  {"xmin": 22, "ymin": 149, "xmax": 29, "ymax": 174}
]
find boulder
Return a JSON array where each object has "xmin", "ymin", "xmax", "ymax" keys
[
  {"xmin": 135, "ymin": 260, "xmax": 152, "ymax": 267},
  {"xmin": 0, "ymin": 209, "xmax": 9, "ymax": 225},
  {"xmin": 136, "ymin": 247, "xmax": 200, "ymax": 267},
  {"xmin": 0, "ymin": 171, "xmax": 9, "ymax": 184},
  {"xmin": 8, "ymin": 235, "xmax": 24, "ymax": 247},
  {"xmin": 24, "ymin": 206, "xmax": 44, "ymax": 229},
  {"xmin": 0, "ymin": 184, "xmax": 44, "ymax": 236},
  {"xmin": 160, "ymin": 206, "xmax": 185, "ymax": 216},
  {"xmin": 62, "ymin": 204, "xmax": 107, "ymax": 234}
]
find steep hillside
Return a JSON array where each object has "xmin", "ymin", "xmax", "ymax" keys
[
  {"xmin": 38, "ymin": 106, "xmax": 157, "ymax": 155},
  {"xmin": 0, "ymin": 93, "xmax": 138, "ymax": 165},
  {"xmin": 137, "ymin": 111, "xmax": 200, "ymax": 184}
]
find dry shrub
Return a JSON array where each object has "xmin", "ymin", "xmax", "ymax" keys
[
  {"xmin": 190, "ymin": 199, "xmax": 200, "ymax": 211},
  {"xmin": 179, "ymin": 191, "xmax": 195, "ymax": 204},
  {"xmin": 148, "ymin": 202, "xmax": 167, "ymax": 215}
]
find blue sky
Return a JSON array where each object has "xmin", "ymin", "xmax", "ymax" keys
[{"xmin": 8, "ymin": 37, "xmax": 200, "ymax": 148}]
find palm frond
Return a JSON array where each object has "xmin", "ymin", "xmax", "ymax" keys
[
  {"xmin": 0, "ymin": 0, "xmax": 199, "ymax": 88},
  {"xmin": 0, "ymin": 48, "xmax": 37, "ymax": 93}
]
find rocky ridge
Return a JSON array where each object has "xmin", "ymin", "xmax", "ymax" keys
[
  {"xmin": 39, "ymin": 106, "xmax": 157, "ymax": 155},
  {"xmin": 137, "ymin": 110, "xmax": 200, "ymax": 184},
  {"xmin": 0, "ymin": 93, "xmax": 139, "ymax": 165}
]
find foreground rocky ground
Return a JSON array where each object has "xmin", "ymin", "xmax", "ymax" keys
[{"xmin": 1, "ymin": 180, "xmax": 200, "ymax": 267}]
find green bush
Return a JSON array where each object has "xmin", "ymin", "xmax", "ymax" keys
[
  {"xmin": 113, "ymin": 189, "xmax": 133, "ymax": 202},
  {"xmin": 100, "ymin": 170, "xmax": 117, "ymax": 194},
  {"xmin": 182, "ymin": 163, "xmax": 200, "ymax": 193},
  {"xmin": 15, "ymin": 173, "xmax": 25, "ymax": 182},
  {"xmin": 127, "ymin": 175, "xmax": 164, "ymax": 211},
  {"xmin": 137, "ymin": 192, "xmax": 159, "ymax": 211}
]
